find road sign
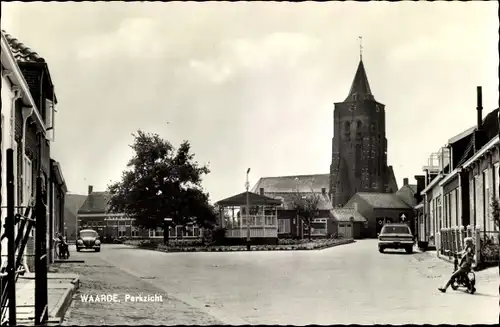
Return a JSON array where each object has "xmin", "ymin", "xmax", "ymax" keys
[{"xmin": 400, "ymin": 214, "xmax": 407, "ymax": 221}]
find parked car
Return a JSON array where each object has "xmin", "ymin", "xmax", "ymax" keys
[
  {"xmin": 378, "ymin": 223, "xmax": 415, "ymax": 254},
  {"xmin": 76, "ymin": 229, "xmax": 101, "ymax": 252}
]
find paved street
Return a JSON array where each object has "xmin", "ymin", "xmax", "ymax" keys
[
  {"xmin": 57, "ymin": 241, "xmax": 497, "ymax": 325},
  {"xmin": 51, "ymin": 247, "xmax": 223, "ymax": 325}
]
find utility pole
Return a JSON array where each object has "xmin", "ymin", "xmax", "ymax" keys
[{"xmin": 246, "ymin": 168, "xmax": 251, "ymax": 251}]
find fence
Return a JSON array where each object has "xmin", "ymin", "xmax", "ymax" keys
[
  {"xmin": 437, "ymin": 225, "xmax": 499, "ymax": 268},
  {"xmin": 479, "ymin": 230, "xmax": 500, "ymax": 266}
]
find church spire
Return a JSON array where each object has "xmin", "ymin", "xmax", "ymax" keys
[{"xmin": 345, "ymin": 41, "xmax": 374, "ymax": 102}]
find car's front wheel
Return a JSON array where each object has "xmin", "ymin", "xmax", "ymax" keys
[
  {"xmin": 76, "ymin": 248, "xmax": 81, "ymax": 252},
  {"xmin": 378, "ymin": 247, "xmax": 384, "ymax": 253},
  {"xmin": 405, "ymin": 246, "xmax": 413, "ymax": 254},
  {"xmin": 95, "ymin": 248, "xmax": 100, "ymax": 252}
]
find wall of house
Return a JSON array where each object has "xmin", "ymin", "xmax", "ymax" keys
[
  {"xmin": 426, "ymin": 183, "xmax": 443, "ymax": 246},
  {"xmin": 467, "ymin": 146, "xmax": 499, "ymax": 232},
  {"xmin": 1, "ymin": 72, "xmax": 15, "ymax": 261},
  {"xmin": 345, "ymin": 195, "xmax": 373, "ymax": 236},
  {"xmin": 277, "ymin": 210, "xmax": 298, "ymax": 238},
  {"xmin": 442, "ymin": 175, "xmax": 460, "ymax": 229}
]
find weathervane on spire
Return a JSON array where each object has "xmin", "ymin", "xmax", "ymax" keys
[{"xmin": 359, "ymin": 36, "xmax": 363, "ymax": 61}]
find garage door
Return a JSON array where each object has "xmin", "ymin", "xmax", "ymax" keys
[{"xmin": 338, "ymin": 223, "xmax": 353, "ymax": 239}]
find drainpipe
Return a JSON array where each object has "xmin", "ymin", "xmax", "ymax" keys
[
  {"xmin": 10, "ymin": 87, "xmax": 22, "ymax": 148},
  {"xmin": 20, "ymin": 107, "xmax": 34, "ymax": 274},
  {"xmin": 21, "ymin": 106, "xmax": 34, "ymax": 204}
]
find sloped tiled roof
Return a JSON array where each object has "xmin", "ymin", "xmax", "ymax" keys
[
  {"xmin": 251, "ymin": 174, "xmax": 330, "ymax": 194},
  {"xmin": 356, "ymin": 192, "xmax": 412, "ymax": 209},
  {"xmin": 2, "ymin": 30, "xmax": 46, "ymax": 63},
  {"xmin": 77, "ymin": 192, "xmax": 110, "ymax": 215},
  {"xmin": 216, "ymin": 191, "xmax": 282, "ymax": 207},
  {"xmin": 267, "ymin": 192, "xmax": 333, "ymax": 210},
  {"xmin": 395, "ymin": 184, "xmax": 418, "ymax": 207},
  {"xmin": 65, "ymin": 194, "xmax": 88, "ymax": 216},
  {"xmin": 331, "ymin": 208, "xmax": 367, "ymax": 222}
]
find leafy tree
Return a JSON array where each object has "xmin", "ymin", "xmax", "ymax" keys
[
  {"xmin": 291, "ymin": 187, "xmax": 321, "ymax": 240},
  {"xmin": 107, "ymin": 130, "xmax": 217, "ymax": 232}
]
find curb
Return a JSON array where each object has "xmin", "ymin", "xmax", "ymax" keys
[{"xmin": 51, "ymin": 277, "xmax": 80, "ymax": 322}]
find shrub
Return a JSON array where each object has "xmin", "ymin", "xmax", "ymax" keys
[{"xmin": 209, "ymin": 227, "xmax": 227, "ymax": 246}]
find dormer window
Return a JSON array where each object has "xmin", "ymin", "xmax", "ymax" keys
[{"xmin": 352, "ymin": 93, "xmax": 358, "ymax": 101}]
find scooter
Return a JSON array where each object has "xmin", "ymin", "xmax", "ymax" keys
[{"xmin": 450, "ymin": 252, "xmax": 476, "ymax": 294}]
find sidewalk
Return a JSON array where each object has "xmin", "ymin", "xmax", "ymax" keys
[
  {"xmin": 7, "ymin": 273, "xmax": 80, "ymax": 325},
  {"xmin": 419, "ymin": 248, "xmax": 498, "ymax": 283}
]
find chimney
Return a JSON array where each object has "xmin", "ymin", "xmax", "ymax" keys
[
  {"xmin": 259, "ymin": 188, "xmax": 264, "ymax": 195},
  {"xmin": 414, "ymin": 175, "xmax": 425, "ymax": 203},
  {"xmin": 321, "ymin": 188, "xmax": 326, "ymax": 195},
  {"xmin": 474, "ymin": 86, "xmax": 486, "ymax": 153},
  {"xmin": 403, "ymin": 178, "xmax": 408, "ymax": 186},
  {"xmin": 477, "ymin": 86, "xmax": 483, "ymax": 130},
  {"xmin": 88, "ymin": 185, "xmax": 93, "ymax": 195}
]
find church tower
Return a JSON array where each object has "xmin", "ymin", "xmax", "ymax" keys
[{"xmin": 329, "ymin": 58, "xmax": 397, "ymax": 207}]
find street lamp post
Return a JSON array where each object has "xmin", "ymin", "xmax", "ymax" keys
[
  {"xmin": 246, "ymin": 168, "xmax": 251, "ymax": 251},
  {"xmin": 164, "ymin": 218, "xmax": 172, "ymax": 245},
  {"xmin": 295, "ymin": 177, "xmax": 303, "ymax": 240}
]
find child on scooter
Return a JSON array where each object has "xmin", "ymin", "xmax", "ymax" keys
[{"xmin": 438, "ymin": 237, "xmax": 475, "ymax": 293}]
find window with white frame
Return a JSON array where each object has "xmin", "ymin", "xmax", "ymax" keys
[
  {"xmin": 149, "ymin": 228, "xmax": 164, "ymax": 238},
  {"xmin": 176, "ymin": 226, "xmax": 183, "ymax": 237},
  {"xmin": 131, "ymin": 226, "xmax": 139, "ymax": 237},
  {"xmin": 24, "ymin": 155, "xmax": 33, "ymax": 206},
  {"xmin": 278, "ymin": 219, "xmax": 290, "ymax": 234},
  {"xmin": 12, "ymin": 141, "xmax": 18, "ymax": 209},
  {"xmin": 494, "ymin": 163, "xmax": 500, "ymax": 199},
  {"xmin": 475, "ymin": 175, "xmax": 482, "ymax": 228},
  {"xmin": 193, "ymin": 226, "xmax": 199, "ymax": 237},
  {"xmin": 169, "ymin": 225, "xmax": 176, "ymax": 238},
  {"xmin": 484, "ymin": 168, "xmax": 494, "ymax": 232}
]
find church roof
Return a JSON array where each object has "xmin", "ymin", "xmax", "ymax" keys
[
  {"xmin": 345, "ymin": 60, "xmax": 374, "ymax": 102},
  {"xmin": 251, "ymin": 174, "xmax": 330, "ymax": 193}
]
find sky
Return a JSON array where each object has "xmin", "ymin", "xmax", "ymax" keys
[{"xmin": 2, "ymin": 2, "xmax": 498, "ymax": 203}]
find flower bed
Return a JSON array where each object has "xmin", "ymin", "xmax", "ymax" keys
[{"xmin": 133, "ymin": 238, "xmax": 354, "ymax": 253}]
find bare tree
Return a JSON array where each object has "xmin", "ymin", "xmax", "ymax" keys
[{"xmin": 291, "ymin": 187, "xmax": 321, "ymax": 240}]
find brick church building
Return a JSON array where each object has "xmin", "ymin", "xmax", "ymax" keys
[
  {"xmin": 329, "ymin": 58, "xmax": 398, "ymax": 207},
  {"xmin": 251, "ymin": 55, "xmax": 409, "ymax": 239}
]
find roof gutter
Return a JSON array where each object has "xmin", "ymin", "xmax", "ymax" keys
[
  {"xmin": 438, "ymin": 168, "xmax": 462, "ymax": 187},
  {"xmin": 462, "ymin": 135, "xmax": 499, "ymax": 169},
  {"xmin": 420, "ymin": 174, "xmax": 444, "ymax": 195}
]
